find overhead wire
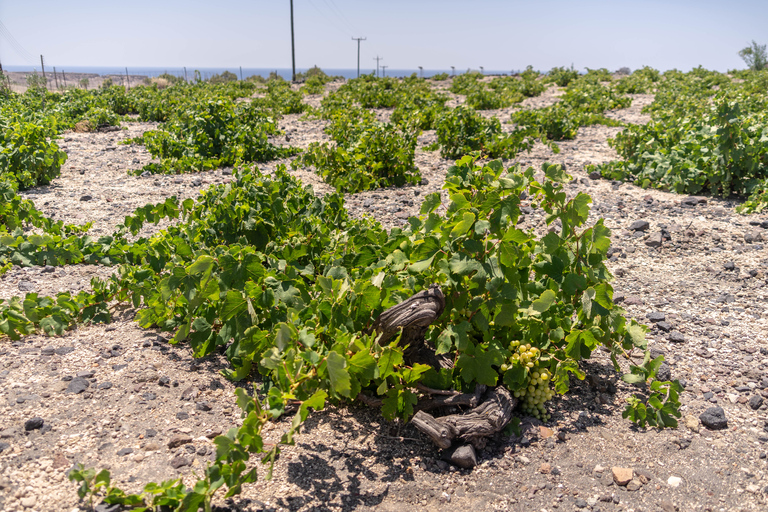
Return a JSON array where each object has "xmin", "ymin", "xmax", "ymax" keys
[
  {"xmin": 321, "ymin": 0, "xmax": 358, "ymax": 35},
  {"xmin": 305, "ymin": 0, "xmax": 355, "ymax": 37},
  {"xmin": 0, "ymin": 19, "xmax": 37, "ymax": 64}
]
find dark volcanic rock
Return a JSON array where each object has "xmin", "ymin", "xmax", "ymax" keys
[
  {"xmin": 700, "ymin": 406, "xmax": 728, "ymax": 430},
  {"xmin": 749, "ymin": 395, "xmax": 764, "ymax": 410},
  {"xmin": 66, "ymin": 377, "xmax": 90, "ymax": 394},
  {"xmin": 647, "ymin": 311, "xmax": 666, "ymax": 323},
  {"xmin": 445, "ymin": 444, "xmax": 477, "ymax": 469},
  {"xmin": 669, "ymin": 331, "xmax": 685, "ymax": 343},
  {"xmin": 629, "ymin": 220, "xmax": 650, "ymax": 232},
  {"xmin": 24, "ymin": 417, "xmax": 44, "ymax": 431}
]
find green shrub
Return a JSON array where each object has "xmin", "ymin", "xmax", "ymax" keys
[
  {"xmin": 436, "ymin": 106, "xmax": 536, "ymax": 159},
  {"xmin": 547, "ymin": 66, "xmax": 580, "ymax": 87},
  {"xmin": 137, "ymin": 99, "xmax": 296, "ymax": 173},
  {"xmin": 295, "ymin": 116, "xmax": 420, "ymax": 193}
]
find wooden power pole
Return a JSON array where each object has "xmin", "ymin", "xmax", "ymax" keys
[
  {"xmin": 352, "ymin": 37, "xmax": 366, "ymax": 78},
  {"xmin": 373, "ymin": 56, "xmax": 383, "ymax": 77},
  {"xmin": 40, "ymin": 55, "xmax": 47, "ymax": 89},
  {"xmin": 290, "ymin": 0, "xmax": 296, "ymax": 82}
]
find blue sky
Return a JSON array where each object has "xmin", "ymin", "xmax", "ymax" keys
[{"xmin": 1, "ymin": 0, "xmax": 766, "ymax": 72}]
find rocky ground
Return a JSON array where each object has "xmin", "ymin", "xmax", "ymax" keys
[{"xmin": 1, "ymin": 78, "xmax": 768, "ymax": 512}]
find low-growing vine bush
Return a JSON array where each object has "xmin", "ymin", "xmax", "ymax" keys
[
  {"xmin": 133, "ymin": 99, "xmax": 297, "ymax": 174},
  {"xmin": 435, "ymin": 106, "xmax": 538, "ymax": 159}
]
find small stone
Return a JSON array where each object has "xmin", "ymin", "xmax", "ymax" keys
[
  {"xmin": 574, "ymin": 497, "xmax": 588, "ymax": 508},
  {"xmin": 168, "ymin": 434, "xmax": 193, "ymax": 449},
  {"xmin": 158, "ymin": 376, "xmax": 171, "ymax": 387},
  {"xmin": 684, "ymin": 414, "xmax": 700, "ymax": 433},
  {"xmin": 749, "ymin": 395, "xmax": 763, "ymax": 410},
  {"xmin": 448, "ymin": 444, "xmax": 477, "ymax": 469},
  {"xmin": 645, "ymin": 232, "xmax": 663, "ymax": 247},
  {"xmin": 169, "ymin": 455, "xmax": 192, "ymax": 469},
  {"xmin": 143, "ymin": 442, "xmax": 160, "ymax": 451},
  {"xmin": 18, "ymin": 280, "xmax": 36, "ymax": 292},
  {"xmin": 176, "ymin": 412, "xmax": 189, "ymax": 420},
  {"xmin": 647, "ymin": 311, "xmax": 666, "ymax": 322},
  {"xmin": 656, "ymin": 362, "xmax": 672, "ymax": 382},
  {"xmin": 667, "ymin": 476, "xmax": 682, "ymax": 488},
  {"xmin": 746, "ymin": 484, "xmax": 760, "ymax": 494},
  {"xmin": 601, "ymin": 472, "xmax": 614, "ymax": 486},
  {"xmin": 195, "ymin": 401, "xmax": 212, "ymax": 412},
  {"xmin": 76, "ymin": 370, "xmax": 95, "ymax": 378},
  {"xmin": 593, "ymin": 464, "xmax": 605, "ymax": 474},
  {"xmin": 669, "ymin": 331, "xmax": 685, "ymax": 343},
  {"xmin": 539, "ymin": 462, "xmax": 551, "ymax": 474},
  {"xmin": 205, "ymin": 428, "xmax": 222, "ymax": 439},
  {"xmin": 612, "ymin": 467, "xmax": 633, "ymax": 486},
  {"xmin": 0, "ymin": 442, "xmax": 10, "ymax": 453},
  {"xmin": 66, "ymin": 377, "xmax": 90, "ymax": 394},
  {"xmin": 629, "ymin": 220, "xmax": 650, "ymax": 232},
  {"xmin": 117, "ymin": 447, "xmax": 133, "ymax": 456},
  {"xmin": 41, "ymin": 347, "xmax": 55, "ymax": 356},
  {"xmin": 724, "ymin": 261, "xmax": 736, "ymax": 271},
  {"xmin": 20, "ymin": 496, "xmax": 37, "ymax": 508},
  {"xmin": 656, "ymin": 321, "xmax": 672, "ymax": 332},
  {"xmin": 24, "ymin": 417, "xmax": 44, "ymax": 431},
  {"xmin": 517, "ymin": 455, "xmax": 530, "ymax": 464},
  {"xmin": 55, "ymin": 346, "xmax": 75, "ymax": 356},
  {"xmin": 80, "ymin": 195, "xmax": 93, "ymax": 201},
  {"xmin": 699, "ymin": 406, "xmax": 728, "ymax": 430},
  {"xmin": 627, "ymin": 478, "xmax": 642, "ymax": 491},
  {"xmin": 589, "ymin": 170, "xmax": 602, "ymax": 180},
  {"xmin": 98, "ymin": 382, "xmax": 113, "ymax": 390}
]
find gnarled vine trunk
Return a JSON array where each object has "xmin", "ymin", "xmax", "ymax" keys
[{"xmin": 364, "ymin": 284, "xmax": 517, "ymax": 467}]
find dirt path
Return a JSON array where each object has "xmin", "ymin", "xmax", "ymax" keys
[{"xmin": 1, "ymin": 84, "xmax": 768, "ymax": 512}]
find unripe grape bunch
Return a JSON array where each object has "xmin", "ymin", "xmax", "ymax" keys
[{"xmin": 500, "ymin": 340, "xmax": 555, "ymax": 422}]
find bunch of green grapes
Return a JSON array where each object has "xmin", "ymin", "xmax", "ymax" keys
[{"xmin": 500, "ymin": 341, "xmax": 555, "ymax": 422}]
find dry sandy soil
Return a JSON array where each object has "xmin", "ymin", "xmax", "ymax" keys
[{"xmin": 1, "ymin": 78, "xmax": 768, "ymax": 512}]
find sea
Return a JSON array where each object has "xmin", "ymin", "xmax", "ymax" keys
[{"xmin": 3, "ymin": 65, "xmax": 519, "ymax": 80}]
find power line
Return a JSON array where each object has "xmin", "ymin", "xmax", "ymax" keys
[
  {"xmin": 0, "ymin": 20, "xmax": 36, "ymax": 64},
  {"xmin": 305, "ymin": 0, "xmax": 353, "ymax": 37},
  {"xmin": 321, "ymin": 0, "xmax": 357, "ymax": 34},
  {"xmin": 373, "ymin": 55, "xmax": 383, "ymax": 77}
]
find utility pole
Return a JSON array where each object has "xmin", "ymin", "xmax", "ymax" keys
[
  {"xmin": 125, "ymin": 67, "xmax": 129, "ymax": 89},
  {"xmin": 53, "ymin": 67, "xmax": 59, "ymax": 89},
  {"xmin": 239, "ymin": 66, "xmax": 243, "ymax": 81},
  {"xmin": 418, "ymin": 66, "xmax": 423, "ymax": 78},
  {"xmin": 381, "ymin": 65, "xmax": 388, "ymax": 77},
  {"xmin": 40, "ymin": 55, "xmax": 47, "ymax": 89},
  {"xmin": 451, "ymin": 66, "xmax": 455, "ymax": 76},
  {"xmin": 290, "ymin": 0, "xmax": 296, "ymax": 82},
  {"xmin": 373, "ymin": 56, "xmax": 383, "ymax": 77},
  {"xmin": 352, "ymin": 37, "xmax": 366, "ymax": 78},
  {"xmin": 184, "ymin": 67, "xmax": 188, "ymax": 82},
  {"xmin": 62, "ymin": 70, "xmax": 66, "ymax": 87},
  {"xmin": 480, "ymin": 66, "xmax": 484, "ymax": 74}
]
